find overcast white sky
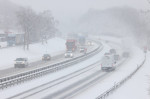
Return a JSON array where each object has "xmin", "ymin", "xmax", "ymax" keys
[
  {"xmin": 11, "ymin": 0, "xmax": 150, "ymax": 19},
  {"xmin": 10, "ymin": 0, "xmax": 150, "ymax": 33}
]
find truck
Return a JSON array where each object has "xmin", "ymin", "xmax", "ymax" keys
[
  {"xmin": 0, "ymin": 37, "xmax": 7, "ymax": 48},
  {"xmin": 7, "ymin": 34, "xmax": 16, "ymax": 46},
  {"xmin": 7, "ymin": 33, "xmax": 24, "ymax": 46},
  {"xmin": 66, "ymin": 39, "xmax": 77, "ymax": 52},
  {"xmin": 78, "ymin": 36, "xmax": 86, "ymax": 46}
]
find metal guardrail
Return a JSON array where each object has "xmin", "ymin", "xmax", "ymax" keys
[
  {"xmin": 96, "ymin": 55, "xmax": 146, "ymax": 99},
  {"xmin": 0, "ymin": 41, "xmax": 103, "ymax": 89}
]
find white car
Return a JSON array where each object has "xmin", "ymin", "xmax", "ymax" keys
[
  {"xmin": 80, "ymin": 47, "xmax": 87, "ymax": 53},
  {"xmin": 14, "ymin": 58, "xmax": 29, "ymax": 68},
  {"xmin": 87, "ymin": 41, "xmax": 93, "ymax": 46},
  {"xmin": 65, "ymin": 51, "xmax": 74, "ymax": 58},
  {"xmin": 101, "ymin": 55, "xmax": 116, "ymax": 71}
]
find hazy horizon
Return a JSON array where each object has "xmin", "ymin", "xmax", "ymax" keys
[{"xmin": 10, "ymin": 0, "xmax": 150, "ymax": 20}]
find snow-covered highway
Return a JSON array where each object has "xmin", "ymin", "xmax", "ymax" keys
[
  {"xmin": 72, "ymin": 39, "xmax": 146, "ymax": 99},
  {"xmin": 0, "ymin": 41, "xmax": 97, "ymax": 78},
  {"xmin": 0, "ymin": 40, "xmax": 107, "ymax": 99},
  {"xmin": 0, "ymin": 36, "xmax": 148, "ymax": 99}
]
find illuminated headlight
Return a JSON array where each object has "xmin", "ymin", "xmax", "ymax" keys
[
  {"xmin": 70, "ymin": 54, "xmax": 73, "ymax": 56},
  {"xmin": 21, "ymin": 62, "xmax": 25, "ymax": 64},
  {"xmin": 65, "ymin": 54, "xmax": 67, "ymax": 56}
]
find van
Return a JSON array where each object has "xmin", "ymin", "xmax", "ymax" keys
[{"xmin": 101, "ymin": 55, "xmax": 116, "ymax": 71}]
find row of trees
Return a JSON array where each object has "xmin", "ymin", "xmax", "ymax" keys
[
  {"xmin": 0, "ymin": 0, "xmax": 57, "ymax": 50},
  {"xmin": 17, "ymin": 7, "xmax": 57, "ymax": 50}
]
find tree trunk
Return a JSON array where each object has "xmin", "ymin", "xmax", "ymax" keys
[
  {"xmin": 23, "ymin": 33, "xmax": 26, "ymax": 50},
  {"xmin": 27, "ymin": 32, "xmax": 30, "ymax": 50}
]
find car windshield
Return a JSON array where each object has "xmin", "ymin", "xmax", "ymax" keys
[
  {"xmin": 66, "ymin": 51, "xmax": 72, "ymax": 53},
  {"xmin": 44, "ymin": 54, "xmax": 49, "ymax": 56},
  {"xmin": 16, "ymin": 58, "xmax": 26, "ymax": 61},
  {"xmin": 104, "ymin": 53, "xmax": 111, "ymax": 55},
  {"xmin": 66, "ymin": 42, "xmax": 75, "ymax": 46}
]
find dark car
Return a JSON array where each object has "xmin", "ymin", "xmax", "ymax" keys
[
  {"xmin": 110, "ymin": 49, "xmax": 116, "ymax": 54},
  {"xmin": 42, "ymin": 54, "xmax": 51, "ymax": 61},
  {"xmin": 122, "ymin": 52, "xmax": 130, "ymax": 58},
  {"xmin": 104, "ymin": 52, "xmax": 111, "ymax": 55},
  {"xmin": 114, "ymin": 54, "xmax": 120, "ymax": 61}
]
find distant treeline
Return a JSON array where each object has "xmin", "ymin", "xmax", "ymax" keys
[{"xmin": 76, "ymin": 7, "xmax": 150, "ymax": 47}]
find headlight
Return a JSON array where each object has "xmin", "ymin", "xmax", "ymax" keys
[
  {"xmin": 70, "ymin": 54, "xmax": 73, "ymax": 56},
  {"xmin": 22, "ymin": 62, "xmax": 25, "ymax": 64}
]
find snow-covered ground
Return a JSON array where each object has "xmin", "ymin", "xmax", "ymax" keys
[
  {"xmin": 72, "ymin": 37, "xmax": 149, "ymax": 99},
  {"xmin": 0, "ymin": 41, "xmax": 110, "ymax": 99},
  {"xmin": 72, "ymin": 46, "xmax": 145, "ymax": 99},
  {"xmin": 90, "ymin": 35, "xmax": 122, "ymax": 45},
  {"xmin": 0, "ymin": 36, "xmax": 149, "ymax": 99},
  {"xmin": 0, "ymin": 37, "xmax": 66, "ymax": 70},
  {"xmin": 107, "ymin": 52, "xmax": 150, "ymax": 99}
]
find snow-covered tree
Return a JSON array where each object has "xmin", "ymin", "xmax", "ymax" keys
[
  {"xmin": 17, "ymin": 7, "xmax": 57, "ymax": 50},
  {"xmin": 37, "ymin": 10, "xmax": 56, "ymax": 44},
  {"xmin": 0, "ymin": 0, "xmax": 19, "ymax": 30},
  {"xmin": 17, "ymin": 7, "xmax": 38, "ymax": 50}
]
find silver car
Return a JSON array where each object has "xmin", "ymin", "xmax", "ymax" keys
[
  {"xmin": 65, "ymin": 51, "xmax": 74, "ymax": 58},
  {"xmin": 14, "ymin": 58, "xmax": 29, "ymax": 68}
]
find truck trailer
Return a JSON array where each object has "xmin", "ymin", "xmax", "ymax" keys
[{"xmin": 66, "ymin": 39, "xmax": 77, "ymax": 52}]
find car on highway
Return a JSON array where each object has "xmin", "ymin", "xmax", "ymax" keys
[
  {"xmin": 80, "ymin": 47, "xmax": 87, "ymax": 53},
  {"xmin": 65, "ymin": 51, "xmax": 74, "ymax": 58},
  {"xmin": 42, "ymin": 54, "xmax": 51, "ymax": 61},
  {"xmin": 87, "ymin": 41, "xmax": 93, "ymax": 46},
  {"xmin": 104, "ymin": 52, "xmax": 111, "ymax": 56},
  {"xmin": 122, "ymin": 52, "xmax": 130, "ymax": 58},
  {"xmin": 14, "ymin": 58, "xmax": 29, "ymax": 68},
  {"xmin": 101, "ymin": 53, "xmax": 120, "ymax": 71},
  {"xmin": 110, "ymin": 49, "xmax": 116, "ymax": 54},
  {"xmin": 101, "ymin": 55, "xmax": 116, "ymax": 71},
  {"xmin": 114, "ymin": 54, "xmax": 120, "ymax": 61}
]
